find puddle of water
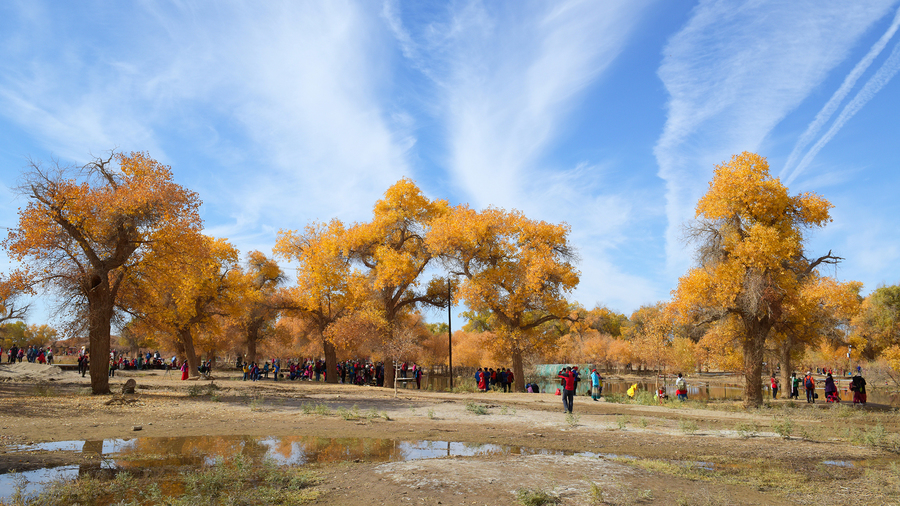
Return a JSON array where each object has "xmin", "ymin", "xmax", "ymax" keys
[
  {"xmin": 0, "ymin": 465, "xmax": 80, "ymax": 499},
  {"xmin": 0, "ymin": 435, "xmax": 579, "ymax": 500},
  {"xmin": 7, "ymin": 434, "xmax": 885, "ymax": 501},
  {"xmin": 581, "ymin": 452, "xmax": 638, "ymax": 460},
  {"xmin": 688, "ymin": 461, "xmax": 716, "ymax": 471},
  {"xmin": 8, "ymin": 441, "xmax": 85, "ymax": 452},
  {"xmin": 822, "ymin": 460, "xmax": 855, "ymax": 468}
]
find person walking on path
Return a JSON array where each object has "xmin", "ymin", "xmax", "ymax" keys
[
  {"xmin": 558, "ymin": 366, "xmax": 577, "ymax": 413},
  {"xmin": 804, "ymin": 371, "xmax": 816, "ymax": 403},
  {"xmin": 770, "ymin": 374, "xmax": 779, "ymax": 399},
  {"xmin": 851, "ymin": 373, "xmax": 867, "ymax": 404},
  {"xmin": 790, "ymin": 372, "xmax": 800, "ymax": 399},
  {"xmin": 590, "ymin": 369, "xmax": 602, "ymax": 401},
  {"xmin": 675, "ymin": 373, "xmax": 688, "ymax": 401},
  {"xmin": 824, "ymin": 373, "xmax": 839, "ymax": 402}
]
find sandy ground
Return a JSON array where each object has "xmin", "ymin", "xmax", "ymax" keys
[{"xmin": 1, "ymin": 363, "xmax": 898, "ymax": 505}]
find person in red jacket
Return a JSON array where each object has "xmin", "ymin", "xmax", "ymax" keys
[{"xmin": 558, "ymin": 367, "xmax": 576, "ymax": 413}]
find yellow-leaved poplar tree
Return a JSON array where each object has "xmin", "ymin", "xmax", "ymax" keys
[
  {"xmin": 429, "ymin": 206, "xmax": 579, "ymax": 392},
  {"xmin": 344, "ymin": 179, "xmax": 450, "ymax": 387},
  {"xmin": 127, "ymin": 234, "xmax": 241, "ymax": 378},
  {"xmin": 275, "ymin": 220, "xmax": 368, "ymax": 383},
  {"xmin": 626, "ymin": 303, "xmax": 674, "ymax": 387},
  {"xmin": 670, "ymin": 151, "xmax": 849, "ymax": 406},
  {"xmin": 2, "ymin": 152, "xmax": 201, "ymax": 393},
  {"xmin": 851, "ymin": 284, "xmax": 900, "ymax": 384},
  {"xmin": 230, "ymin": 251, "xmax": 285, "ymax": 364}
]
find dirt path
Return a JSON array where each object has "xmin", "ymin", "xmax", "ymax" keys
[{"xmin": 1, "ymin": 365, "xmax": 898, "ymax": 505}]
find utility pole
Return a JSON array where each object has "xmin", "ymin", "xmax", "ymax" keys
[{"xmin": 448, "ymin": 277, "xmax": 453, "ymax": 388}]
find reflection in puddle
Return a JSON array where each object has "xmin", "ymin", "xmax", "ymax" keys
[
  {"xmin": 822, "ymin": 460, "xmax": 855, "ymax": 468},
  {"xmin": 692, "ymin": 461, "xmax": 716, "ymax": 471},
  {"xmin": 0, "ymin": 435, "xmax": 585, "ymax": 499},
  {"xmin": 0, "ymin": 465, "xmax": 80, "ymax": 499},
  {"xmin": 6, "ymin": 436, "xmax": 569, "ymax": 468}
]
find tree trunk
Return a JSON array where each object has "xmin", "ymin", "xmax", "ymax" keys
[
  {"xmin": 384, "ymin": 360, "xmax": 395, "ymax": 388},
  {"xmin": 780, "ymin": 337, "xmax": 793, "ymax": 400},
  {"xmin": 323, "ymin": 338, "xmax": 338, "ymax": 384},
  {"xmin": 247, "ymin": 326, "xmax": 258, "ymax": 364},
  {"xmin": 742, "ymin": 319, "xmax": 768, "ymax": 408},
  {"xmin": 381, "ymin": 321, "xmax": 395, "ymax": 388},
  {"xmin": 512, "ymin": 349, "xmax": 524, "ymax": 393},
  {"xmin": 87, "ymin": 284, "xmax": 113, "ymax": 395},
  {"xmin": 247, "ymin": 335, "xmax": 256, "ymax": 364},
  {"xmin": 178, "ymin": 327, "xmax": 201, "ymax": 379}
]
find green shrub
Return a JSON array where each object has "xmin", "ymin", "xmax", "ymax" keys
[
  {"xmin": 466, "ymin": 402, "xmax": 489, "ymax": 415},
  {"xmin": 679, "ymin": 419, "xmax": 699, "ymax": 435},
  {"xmin": 588, "ymin": 482, "xmax": 604, "ymax": 505},
  {"xmin": 735, "ymin": 421, "xmax": 759, "ymax": 438},
  {"xmin": 515, "ymin": 487, "xmax": 561, "ymax": 506},
  {"xmin": 773, "ymin": 417, "xmax": 794, "ymax": 439}
]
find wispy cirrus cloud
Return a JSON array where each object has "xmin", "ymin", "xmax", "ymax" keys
[
  {"xmin": 655, "ymin": 0, "xmax": 897, "ymax": 275},
  {"xmin": 385, "ymin": 0, "xmax": 660, "ymax": 311},
  {"xmin": 401, "ymin": 0, "xmax": 651, "ymax": 208},
  {"xmin": 781, "ymin": 5, "xmax": 900, "ymax": 184},
  {"xmin": 0, "ymin": 1, "xmax": 411, "ymax": 246},
  {"xmin": 785, "ymin": 32, "xmax": 900, "ymax": 185}
]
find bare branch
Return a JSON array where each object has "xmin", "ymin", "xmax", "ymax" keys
[{"xmin": 804, "ymin": 250, "xmax": 843, "ymax": 275}]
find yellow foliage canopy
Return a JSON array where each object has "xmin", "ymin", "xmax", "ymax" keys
[
  {"xmin": 2, "ymin": 151, "xmax": 202, "ymax": 393},
  {"xmin": 669, "ymin": 152, "xmax": 852, "ymax": 406},
  {"xmin": 429, "ymin": 205, "xmax": 579, "ymax": 390}
]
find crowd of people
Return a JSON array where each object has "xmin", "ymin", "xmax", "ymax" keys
[
  {"xmin": 774, "ymin": 370, "xmax": 868, "ymax": 405},
  {"xmin": 474, "ymin": 367, "xmax": 514, "ymax": 392},
  {"xmin": 234, "ymin": 358, "xmax": 430, "ymax": 389},
  {"xmin": 4, "ymin": 344, "xmax": 877, "ymax": 408},
  {"xmin": 2, "ymin": 345, "xmax": 54, "ymax": 364}
]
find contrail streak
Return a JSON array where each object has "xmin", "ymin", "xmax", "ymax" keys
[
  {"xmin": 781, "ymin": 5, "xmax": 900, "ymax": 180},
  {"xmin": 786, "ymin": 38, "xmax": 900, "ymax": 185}
]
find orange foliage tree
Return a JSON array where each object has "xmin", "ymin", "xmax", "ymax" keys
[
  {"xmin": 768, "ymin": 275, "xmax": 860, "ymax": 390},
  {"xmin": 451, "ymin": 330, "xmax": 504, "ymax": 369},
  {"xmin": 344, "ymin": 179, "xmax": 450, "ymax": 387},
  {"xmin": 851, "ymin": 284, "xmax": 900, "ymax": 381},
  {"xmin": 230, "ymin": 251, "xmax": 285, "ymax": 364},
  {"xmin": 127, "ymin": 235, "xmax": 241, "ymax": 378},
  {"xmin": 670, "ymin": 152, "xmax": 848, "ymax": 407},
  {"xmin": 429, "ymin": 206, "xmax": 579, "ymax": 392},
  {"xmin": 625, "ymin": 303, "xmax": 674, "ymax": 381},
  {"xmin": 275, "ymin": 220, "xmax": 369, "ymax": 382},
  {"xmin": 0, "ymin": 271, "xmax": 31, "ymax": 324},
  {"xmin": 2, "ymin": 152, "xmax": 201, "ymax": 393}
]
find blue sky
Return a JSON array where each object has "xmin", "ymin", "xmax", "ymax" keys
[{"xmin": 2, "ymin": 0, "xmax": 899, "ymax": 327}]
